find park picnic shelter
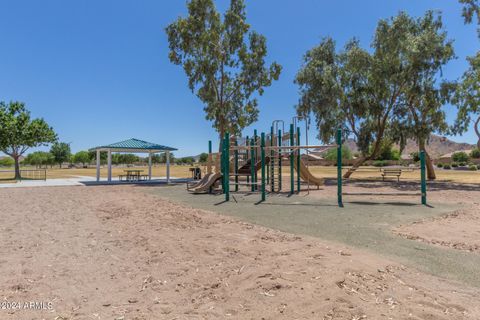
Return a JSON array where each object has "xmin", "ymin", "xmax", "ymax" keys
[{"xmin": 89, "ymin": 138, "xmax": 177, "ymax": 183}]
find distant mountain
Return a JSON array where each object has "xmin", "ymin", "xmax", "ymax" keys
[{"xmin": 343, "ymin": 135, "xmax": 475, "ymax": 159}]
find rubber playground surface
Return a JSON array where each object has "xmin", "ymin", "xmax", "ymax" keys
[{"xmin": 148, "ymin": 183, "xmax": 480, "ymax": 288}]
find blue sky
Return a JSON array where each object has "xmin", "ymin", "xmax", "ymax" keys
[{"xmin": 0, "ymin": 0, "xmax": 478, "ymax": 157}]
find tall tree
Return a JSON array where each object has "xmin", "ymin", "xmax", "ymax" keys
[
  {"xmin": 453, "ymin": 0, "xmax": 480, "ymax": 148},
  {"xmin": 50, "ymin": 142, "xmax": 71, "ymax": 168},
  {"xmin": 296, "ymin": 13, "xmax": 420, "ymax": 178},
  {"xmin": 398, "ymin": 12, "xmax": 455, "ymax": 180},
  {"xmin": 0, "ymin": 101, "xmax": 57, "ymax": 179},
  {"xmin": 166, "ymin": 0, "xmax": 281, "ymax": 143},
  {"xmin": 453, "ymin": 53, "xmax": 480, "ymax": 148},
  {"xmin": 460, "ymin": 0, "xmax": 480, "ymax": 37},
  {"xmin": 73, "ymin": 151, "xmax": 91, "ymax": 167}
]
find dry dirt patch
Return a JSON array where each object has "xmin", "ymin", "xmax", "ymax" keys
[{"xmin": 0, "ymin": 185, "xmax": 479, "ymax": 319}]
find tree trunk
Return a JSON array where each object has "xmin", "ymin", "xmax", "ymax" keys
[
  {"xmin": 419, "ymin": 139, "xmax": 436, "ymax": 180},
  {"xmin": 475, "ymin": 115, "xmax": 480, "ymax": 149},
  {"xmin": 14, "ymin": 156, "xmax": 21, "ymax": 180},
  {"xmin": 343, "ymin": 139, "xmax": 381, "ymax": 179}
]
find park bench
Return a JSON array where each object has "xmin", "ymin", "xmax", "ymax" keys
[{"xmin": 381, "ymin": 168, "xmax": 402, "ymax": 182}]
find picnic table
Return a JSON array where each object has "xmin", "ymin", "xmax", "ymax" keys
[{"xmin": 119, "ymin": 169, "xmax": 148, "ymax": 181}]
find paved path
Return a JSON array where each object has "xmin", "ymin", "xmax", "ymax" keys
[{"xmin": 0, "ymin": 176, "xmax": 188, "ymax": 188}]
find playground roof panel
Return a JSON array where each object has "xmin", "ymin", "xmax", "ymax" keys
[{"xmin": 90, "ymin": 138, "xmax": 177, "ymax": 153}]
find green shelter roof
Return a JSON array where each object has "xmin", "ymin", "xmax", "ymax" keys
[{"xmin": 90, "ymin": 138, "xmax": 177, "ymax": 152}]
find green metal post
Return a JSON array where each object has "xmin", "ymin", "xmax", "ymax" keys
[
  {"xmin": 208, "ymin": 140, "xmax": 212, "ymax": 193},
  {"xmin": 222, "ymin": 134, "xmax": 227, "ymax": 194},
  {"xmin": 270, "ymin": 126, "xmax": 274, "ymax": 192},
  {"xmin": 261, "ymin": 133, "xmax": 266, "ymax": 201},
  {"xmin": 254, "ymin": 129, "xmax": 258, "ymax": 191},
  {"xmin": 337, "ymin": 129, "xmax": 343, "ymax": 207},
  {"xmin": 234, "ymin": 139, "xmax": 239, "ymax": 192},
  {"xmin": 290, "ymin": 124, "xmax": 294, "ymax": 195},
  {"xmin": 296, "ymin": 126, "xmax": 301, "ymax": 193},
  {"xmin": 250, "ymin": 138, "xmax": 255, "ymax": 192},
  {"xmin": 225, "ymin": 132, "xmax": 230, "ymax": 201},
  {"xmin": 420, "ymin": 151, "xmax": 427, "ymax": 205},
  {"xmin": 278, "ymin": 129, "xmax": 282, "ymax": 191}
]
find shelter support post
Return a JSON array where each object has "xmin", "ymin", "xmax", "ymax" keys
[
  {"xmin": 166, "ymin": 151, "xmax": 170, "ymax": 184},
  {"xmin": 107, "ymin": 149, "xmax": 112, "ymax": 182},
  {"xmin": 148, "ymin": 152, "xmax": 152, "ymax": 180},
  {"xmin": 96, "ymin": 150, "xmax": 100, "ymax": 182}
]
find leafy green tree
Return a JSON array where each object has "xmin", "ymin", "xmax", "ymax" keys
[
  {"xmin": 151, "ymin": 154, "xmax": 161, "ymax": 164},
  {"xmin": 296, "ymin": 13, "xmax": 438, "ymax": 178},
  {"xmin": 159, "ymin": 152, "xmax": 175, "ymax": 164},
  {"xmin": 460, "ymin": 0, "xmax": 480, "ymax": 37},
  {"xmin": 452, "ymin": 53, "xmax": 480, "ymax": 149},
  {"xmin": 453, "ymin": 1, "xmax": 480, "ymax": 149},
  {"xmin": 324, "ymin": 146, "xmax": 352, "ymax": 163},
  {"xmin": 0, "ymin": 101, "xmax": 57, "ymax": 179},
  {"xmin": 198, "ymin": 153, "xmax": 209, "ymax": 163},
  {"xmin": 50, "ymin": 142, "xmax": 71, "ymax": 168},
  {"xmin": 122, "ymin": 154, "xmax": 139, "ymax": 165},
  {"xmin": 176, "ymin": 156, "xmax": 195, "ymax": 165},
  {"xmin": 23, "ymin": 151, "xmax": 55, "ymax": 168},
  {"xmin": 373, "ymin": 140, "xmax": 401, "ymax": 161},
  {"xmin": 0, "ymin": 157, "xmax": 14, "ymax": 167},
  {"xmin": 452, "ymin": 151, "xmax": 470, "ymax": 163},
  {"xmin": 471, "ymin": 148, "xmax": 480, "ymax": 158},
  {"xmin": 396, "ymin": 12, "xmax": 455, "ymax": 180},
  {"xmin": 73, "ymin": 151, "xmax": 91, "ymax": 167},
  {"xmin": 166, "ymin": 0, "xmax": 281, "ymax": 143},
  {"xmin": 89, "ymin": 150, "xmax": 107, "ymax": 165}
]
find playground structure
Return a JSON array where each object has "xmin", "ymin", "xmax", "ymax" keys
[
  {"xmin": 188, "ymin": 122, "xmax": 428, "ymax": 207},
  {"xmin": 188, "ymin": 117, "xmax": 330, "ymax": 198}
]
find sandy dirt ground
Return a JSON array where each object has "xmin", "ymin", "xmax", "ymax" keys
[
  {"xmin": 391, "ymin": 185, "xmax": 480, "ymax": 253},
  {"xmin": 305, "ymin": 178, "xmax": 480, "ymax": 255},
  {"xmin": 1, "ymin": 185, "xmax": 480, "ymax": 319}
]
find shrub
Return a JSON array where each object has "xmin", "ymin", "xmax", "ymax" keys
[
  {"xmin": 459, "ymin": 162, "xmax": 467, "ymax": 167},
  {"xmin": 324, "ymin": 146, "xmax": 353, "ymax": 162},
  {"xmin": 373, "ymin": 160, "xmax": 387, "ymax": 167},
  {"xmin": 436, "ymin": 163, "xmax": 444, "ymax": 168},
  {"xmin": 469, "ymin": 164, "xmax": 478, "ymax": 171},
  {"xmin": 451, "ymin": 162, "xmax": 459, "ymax": 168},
  {"xmin": 411, "ymin": 152, "xmax": 420, "ymax": 162},
  {"xmin": 470, "ymin": 148, "xmax": 480, "ymax": 159},
  {"xmin": 443, "ymin": 164, "xmax": 451, "ymax": 169},
  {"xmin": 452, "ymin": 151, "xmax": 469, "ymax": 163}
]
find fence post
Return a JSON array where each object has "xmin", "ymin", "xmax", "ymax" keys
[
  {"xmin": 420, "ymin": 151, "xmax": 427, "ymax": 205},
  {"xmin": 337, "ymin": 129, "xmax": 343, "ymax": 207}
]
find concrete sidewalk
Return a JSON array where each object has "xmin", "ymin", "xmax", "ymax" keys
[{"xmin": 0, "ymin": 176, "xmax": 189, "ymax": 188}]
